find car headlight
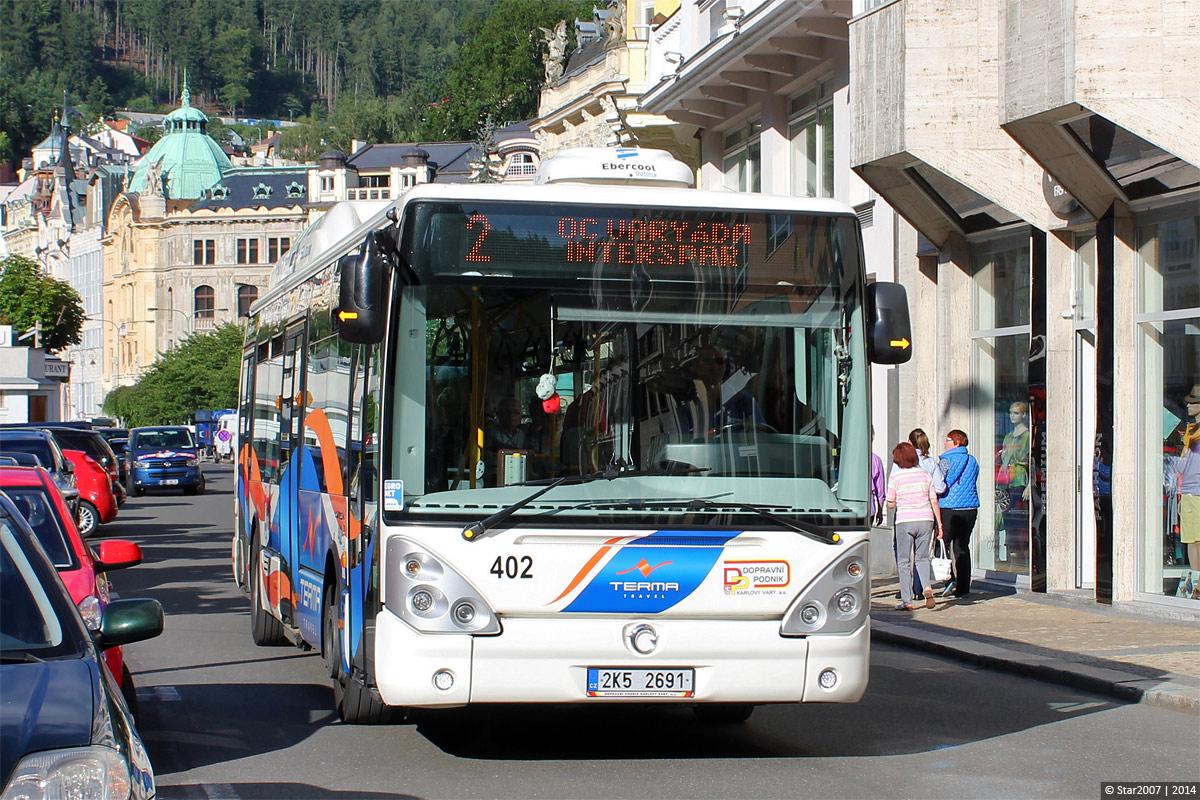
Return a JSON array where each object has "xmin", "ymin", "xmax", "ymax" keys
[
  {"xmin": 133, "ymin": 460, "xmax": 150, "ymax": 469},
  {"xmin": 384, "ymin": 538, "xmax": 501, "ymax": 634},
  {"xmin": 78, "ymin": 595, "xmax": 102, "ymax": 631},
  {"xmin": 2, "ymin": 746, "xmax": 133, "ymax": 800},
  {"xmin": 780, "ymin": 542, "xmax": 869, "ymax": 636},
  {"xmin": 185, "ymin": 457, "xmax": 198, "ymax": 466}
]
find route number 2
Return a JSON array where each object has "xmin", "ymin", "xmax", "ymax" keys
[{"xmin": 490, "ymin": 555, "xmax": 533, "ymax": 579}]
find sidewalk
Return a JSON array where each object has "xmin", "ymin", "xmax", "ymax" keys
[{"xmin": 869, "ymin": 576, "xmax": 1200, "ymax": 714}]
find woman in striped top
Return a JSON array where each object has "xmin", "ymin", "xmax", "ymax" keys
[{"xmin": 886, "ymin": 441, "xmax": 944, "ymax": 610}]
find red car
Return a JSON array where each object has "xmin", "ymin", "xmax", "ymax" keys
[
  {"xmin": 0, "ymin": 465, "xmax": 145, "ymax": 713},
  {"xmin": 62, "ymin": 447, "xmax": 119, "ymax": 537}
]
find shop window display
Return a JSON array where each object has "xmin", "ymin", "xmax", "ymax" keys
[
  {"xmin": 1138, "ymin": 211, "xmax": 1199, "ymax": 602},
  {"xmin": 970, "ymin": 233, "xmax": 1031, "ymax": 576}
]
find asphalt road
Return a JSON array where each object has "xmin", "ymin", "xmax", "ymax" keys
[{"xmin": 102, "ymin": 464, "xmax": 1199, "ymax": 800}]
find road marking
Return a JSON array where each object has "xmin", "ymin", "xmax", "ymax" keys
[
  {"xmin": 153, "ymin": 685, "xmax": 181, "ymax": 702},
  {"xmin": 203, "ymin": 784, "xmax": 240, "ymax": 800},
  {"xmin": 1049, "ymin": 700, "xmax": 1105, "ymax": 713}
]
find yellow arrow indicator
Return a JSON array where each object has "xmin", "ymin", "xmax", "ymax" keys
[
  {"xmin": 889, "ymin": 338, "xmax": 910, "ymax": 349},
  {"xmin": 338, "ymin": 310, "xmax": 359, "ymax": 322}
]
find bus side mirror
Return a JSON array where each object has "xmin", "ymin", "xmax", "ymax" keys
[
  {"xmin": 866, "ymin": 281, "xmax": 912, "ymax": 365},
  {"xmin": 337, "ymin": 231, "xmax": 393, "ymax": 344}
]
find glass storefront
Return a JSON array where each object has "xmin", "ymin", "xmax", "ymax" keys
[
  {"xmin": 1137, "ymin": 208, "xmax": 1200, "ymax": 603},
  {"xmin": 970, "ymin": 232, "xmax": 1031, "ymax": 575}
]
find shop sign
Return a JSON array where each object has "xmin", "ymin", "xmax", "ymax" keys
[{"xmin": 43, "ymin": 360, "xmax": 70, "ymax": 381}]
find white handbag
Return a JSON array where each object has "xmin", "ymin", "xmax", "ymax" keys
[{"xmin": 930, "ymin": 538, "xmax": 953, "ymax": 583}]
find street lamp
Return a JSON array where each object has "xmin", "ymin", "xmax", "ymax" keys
[
  {"xmin": 90, "ymin": 317, "xmax": 128, "ymax": 390},
  {"xmin": 147, "ymin": 307, "xmax": 192, "ymax": 350}
]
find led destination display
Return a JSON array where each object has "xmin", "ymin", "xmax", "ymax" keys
[{"xmin": 407, "ymin": 200, "xmax": 758, "ymax": 277}]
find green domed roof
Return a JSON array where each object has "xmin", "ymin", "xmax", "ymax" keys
[{"xmin": 127, "ymin": 80, "xmax": 232, "ymax": 200}]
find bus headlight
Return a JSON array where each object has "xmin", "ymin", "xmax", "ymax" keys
[
  {"xmin": 384, "ymin": 537, "xmax": 501, "ymax": 635},
  {"xmin": 780, "ymin": 542, "xmax": 869, "ymax": 637}
]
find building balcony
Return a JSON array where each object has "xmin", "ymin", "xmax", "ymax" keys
[
  {"xmin": 998, "ymin": 0, "xmax": 1199, "ymax": 220},
  {"xmin": 849, "ymin": 0, "xmax": 1050, "ymax": 245}
]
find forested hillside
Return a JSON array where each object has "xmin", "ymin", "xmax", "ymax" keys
[{"xmin": 0, "ymin": 0, "xmax": 591, "ymax": 169}]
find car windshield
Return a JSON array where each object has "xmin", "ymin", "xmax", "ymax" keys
[
  {"xmin": 132, "ymin": 429, "xmax": 195, "ymax": 450},
  {"xmin": 383, "ymin": 202, "xmax": 870, "ymax": 529},
  {"xmin": 0, "ymin": 519, "xmax": 71, "ymax": 657},
  {"xmin": 5, "ymin": 487, "xmax": 74, "ymax": 569}
]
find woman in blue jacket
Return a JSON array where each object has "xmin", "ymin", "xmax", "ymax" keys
[{"xmin": 939, "ymin": 429, "xmax": 980, "ymax": 598}]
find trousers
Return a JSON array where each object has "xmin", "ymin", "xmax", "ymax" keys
[
  {"xmin": 942, "ymin": 507, "xmax": 978, "ymax": 595},
  {"xmin": 895, "ymin": 520, "xmax": 935, "ymax": 604}
]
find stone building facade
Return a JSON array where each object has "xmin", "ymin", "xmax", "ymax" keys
[
  {"xmin": 536, "ymin": 0, "xmax": 1198, "ymax": 610},
  {"xmin": 849, "ymin": 0, "xmax": 1199, "ymax": 609}
]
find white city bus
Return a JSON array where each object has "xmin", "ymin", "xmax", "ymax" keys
[{"xmin": 232, "ymin": 147, "xmax": 911, "ymax": 723}]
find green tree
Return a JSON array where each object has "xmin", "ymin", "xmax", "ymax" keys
[
  {"xmin": 85, "ymin": 76, "xmax": 114, "ymax": 122},
  {"xmin": 104, "ymin": 323, "xmax": 244, "ymax": 426},
  {"xmin": 101, "ymin": 384, "xmax": 138, "ymax": 425},
  {"xmin": 0, "ymin": 255, "xmax": 85, "ymax": 353},
  {"xmin": 422, "ymin": 0, "xmax": 591, "ymax": 140}
]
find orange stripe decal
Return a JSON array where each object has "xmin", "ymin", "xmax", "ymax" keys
[
  {"xmin": 547, "ymin": 536, "xmax": 627, "ymax": 605},
  {"xmin": 302, "ymin": 408, "xmax": 345, "ymax": 496}
]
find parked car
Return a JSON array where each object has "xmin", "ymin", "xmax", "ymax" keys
[
  {"xmin": 0, "ymin": 428, "xmax": 79, "ymax": 510},
  {"xmin": 0, "ymin": 464, "xmax": 142, "ymax": 710},
  {"xmin": 0, "ymin": 490, "xmax": 160, "ymax": 797},
  {"xmin": 39, "ymin": 426, "xmax": 123, "ymax": 489},
  {"xmin": 125, "ymin": 425, "xmax": 205, "ymax": 496},
  {"xmin": 95, "ymin": 427, "xmax": 131, "ymax": 482},
  {"xmin": 61, "ymin": 448, "xmax": 120, "ymax": 536},
  {"xmin": 0, "ymin": 450, "xmax": 44, "ymax": 468}
]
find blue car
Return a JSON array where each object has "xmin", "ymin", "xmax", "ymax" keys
[
  {"xmin": 124, "ymin": 426, "xmax": 206, "ymax": 497},
  {"xmin": 0, "ymin": 492, "xmax": 162, "ymax": 796}
]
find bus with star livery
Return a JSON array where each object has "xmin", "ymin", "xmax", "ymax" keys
[{"xmin": 232, "ymin": 147, "xmax": 911, "ymax": 724}]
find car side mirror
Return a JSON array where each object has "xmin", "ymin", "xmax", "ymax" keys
[
  {"xmin": 63, "ymin": 460, "xmax": 75, "ymax": 475},
  {"xmin": 97, "ymin": 598, "xmax": 164, "ymax": 647},
  {"xmin": 95, "ymin": 540, "xmax": 143, "ymax": 571}
]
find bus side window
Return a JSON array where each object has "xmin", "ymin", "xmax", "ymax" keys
[
  {"xmin": 304, "ymin": 334, "xmax": 352, "ymax": 493},
  {"xmin": 348, "ymin": 342, "xmax": 382, "ymax": 562},
  {"xmin": 254, "ymin": 338, "xmax": 283, "ymax": 481}
]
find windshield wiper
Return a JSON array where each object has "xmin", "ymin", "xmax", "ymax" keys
[
  {"xmin": 460, "ymin": 467, "xmax": 709, "ymax": 542},
  {"xmin": 579, "ymin": 497, "xmax": 842, "ymax": 545},
  {"xmin": 0, "ymin": 651, "xmax": 46, "ymax": 664}
]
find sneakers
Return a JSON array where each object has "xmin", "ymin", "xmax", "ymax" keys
[
  {"xmin": 940, "ymin": 582, "xmax": 956, "ymax": 597},
  {"xmin": 894, "ymin": 602, "xmax": 915, "ymax": 611}
]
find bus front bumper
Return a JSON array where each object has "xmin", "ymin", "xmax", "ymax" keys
[{"xmin": 374, "ymin": 611, "xmax": 868, "ymax": 708}]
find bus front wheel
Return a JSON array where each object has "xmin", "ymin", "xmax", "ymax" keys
[
  {"xmin": 324, "ymin": 580, "xmax": 403, "ymax": 725},
  {"xmin": 249, "ymin": 542, "xmax": 287, "ymax": 646}
]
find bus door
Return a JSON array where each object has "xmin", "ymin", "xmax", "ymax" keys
[{"xmin": 277, "ymin": 323, "xmax": 308, "ymax": 623}]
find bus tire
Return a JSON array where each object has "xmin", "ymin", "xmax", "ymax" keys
[
  {"xmin": 322, "ymin": 579, "xmax": 342, "ymax": 682},
  {"xmin": 335, "ymin": 670, "xmax": 403, "ymax": 725},
  {"xmin": 249, "ymin": 543, "xmax": 287, "ymax": 646},
  {"xmin": 692, "ymin": 703, "xmax": 755, "ymax": 724}
]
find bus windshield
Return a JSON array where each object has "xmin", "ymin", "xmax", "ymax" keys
[{"xmin": 387, "ymin": 200, "xmax": 870, "ymax": 528}]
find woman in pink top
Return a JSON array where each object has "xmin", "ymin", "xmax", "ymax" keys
[{"xmin": 887, "ymin": 441, "xmax": 944, "ymax": 610}]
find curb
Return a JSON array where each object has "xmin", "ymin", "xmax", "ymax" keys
[{"xmin": 871, "ymin": 619, "xmax": 1200, "ymax": 716}]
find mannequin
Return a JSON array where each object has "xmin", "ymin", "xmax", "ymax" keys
[
  {"xmin": 1166, "ymin": 384, "xmax": 1200, "ymax": 597},
  {"xmin": 998, "ymin": 401, "xmax": 1031, "ymax": 565}
]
